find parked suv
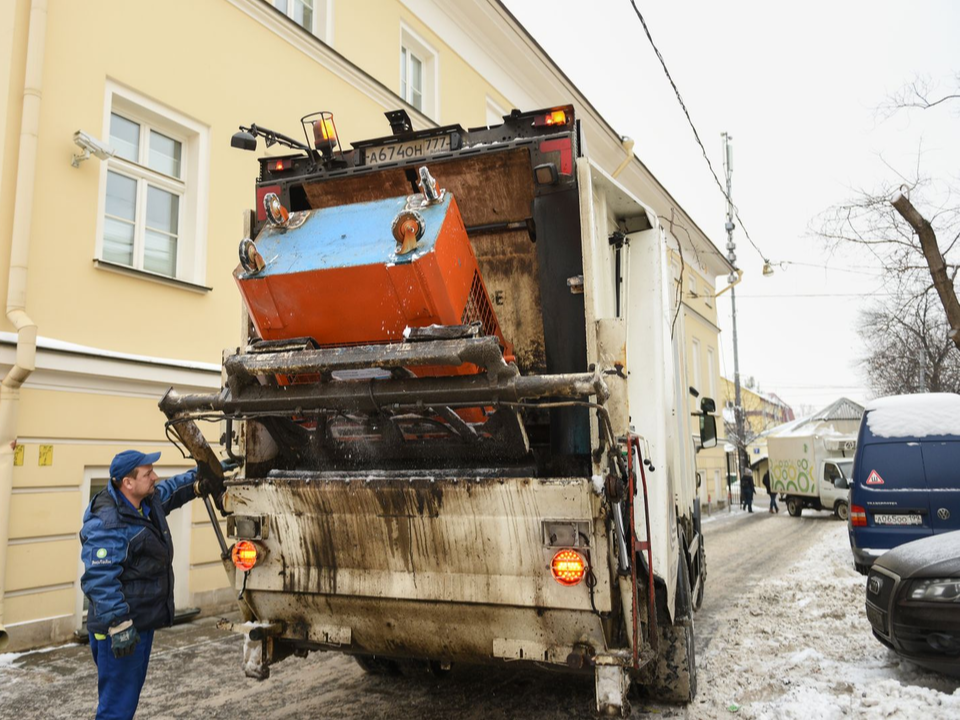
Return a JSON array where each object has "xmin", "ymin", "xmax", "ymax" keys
[{"xmin": 849, "ymin": 393, "xmax": 960, "ymax": 574}]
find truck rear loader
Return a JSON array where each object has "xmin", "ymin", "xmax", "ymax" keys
[{"xmin": 159, "ymin": 105, "xmax": 717, "ymax": 716}]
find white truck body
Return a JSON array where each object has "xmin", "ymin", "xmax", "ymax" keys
[{"xmin": 767, "ymin": 432, "xmax": 856, "ymax": 517}]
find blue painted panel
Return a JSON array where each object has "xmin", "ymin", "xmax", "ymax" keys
[{"xmin": 249, "ymin": 194, "xmax": 450, "ymax": 277}]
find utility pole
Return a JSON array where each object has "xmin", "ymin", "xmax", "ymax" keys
[{"xmin": 722, "ymin": 132, "xmax": 746, "ymax": 480}]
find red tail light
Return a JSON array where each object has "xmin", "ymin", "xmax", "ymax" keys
[
  {"xmin": 851, "ymin": 504, "xmax": 867, "ymax": 527},
  {"xmin": 551, "ymin": 549, "xmax": 587, "ymax": 586}
]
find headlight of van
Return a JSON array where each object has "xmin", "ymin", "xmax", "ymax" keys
[{"xmin": 907, "ymin": 578, "xmax": 960, "ymax": 602}]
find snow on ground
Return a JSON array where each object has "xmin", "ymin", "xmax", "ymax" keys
[{"xmin": 692, "ymin": 522, "xmax": 960, "ymax": 719}]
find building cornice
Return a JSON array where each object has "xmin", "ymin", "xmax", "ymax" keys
[
  {"xmin": 0, "ymin": 334, "xmax": 220, "ymax": 398},
  {"xmin": 225, "ymin": 0, "xmax": 436, "ymax": 130}
]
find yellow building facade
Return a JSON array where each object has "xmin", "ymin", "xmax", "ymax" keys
[
  {"xmin": 673, "ymin": 261, "xmax": 729, "ymax": 511},
  {"xmin": 0, "ymin": 0, "xmax": 730, "ymax": 651}
]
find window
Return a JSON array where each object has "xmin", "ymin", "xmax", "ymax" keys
[
  {"xmin": 104, "ymin": 113, "xmax": 184, "ymax": 277},
  {"xmin": 707, "ymin": 347, "xmax": 716, "ymax": 399},
  {"xmin": 690, "ymin": 338, "xmax": 702, "ymax": 396},
  {"xmin": 400, "ymin": 46, "xmax": 424, "ymax": 111},
  {"xmin": 97, "ymin": 83, "xmax": 209, "ymax": 288},
  {"xmin": 688, "ymin": 275, "xmax": 697, "ymax": 299},
  {"xmin": 400, "ymin": 24, "xmax": 438, "ymax": 119},
  {"xmin": 273, "ymin": 0, "xmax": 332, "ymax": 42}
]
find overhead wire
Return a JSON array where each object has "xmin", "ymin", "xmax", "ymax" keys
[{"xmin": 628, "ymin": 1, "xmax": 768, "ymax": 266}]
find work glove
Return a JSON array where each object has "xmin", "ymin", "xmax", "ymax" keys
[
  {"xmin": 108, "ymin": 620, "xmax": 140, "ymax": 659},
  {"xmin": 195, "ymin": 458, "xmax": 240, "ymax": 507}
]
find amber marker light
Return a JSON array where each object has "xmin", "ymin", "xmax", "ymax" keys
[
  {"xmin": 232, "ymin": 540, "xmax": 259, "ymax": 571},
  {"xmin": 551, "ymin": 549, "xmax": 587, "ymax": 586},
  {"xmin": 534, "ymin": 110, "xmax": 568, "ymax": 127}
]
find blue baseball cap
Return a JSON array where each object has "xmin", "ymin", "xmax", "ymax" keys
[{"xmin": 110, "ymin": 450, "xmax": 161, "ymax": 483}]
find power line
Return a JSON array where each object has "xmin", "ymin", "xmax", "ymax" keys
[
  {"xmin": 628, "ymin": 1, "xmax": 768, "ymax": 265},
  {"xmin": 778, "ymin": 260, "xmax": 886, "ymax": 277},
  {"xmin": 729, "ymin": 293, "xmax": 896, "ymax": 298}
]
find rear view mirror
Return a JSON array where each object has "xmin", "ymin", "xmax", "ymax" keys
[{"xmin": 699, "ymin": 413, "xmax": 717, "ymax": 449}]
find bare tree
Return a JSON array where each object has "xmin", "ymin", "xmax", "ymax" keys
[
  {"xmin": 817, "ymin": 75, "xmax": 960, "ymax": 349},
  {"xmin": 858, "ymin": 291, "xmax": 960, "ymax": 396}
]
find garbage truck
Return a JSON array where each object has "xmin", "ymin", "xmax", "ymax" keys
[{"xmin": 159, "ymin": 105, "xmax": 717, "ymax": 716}]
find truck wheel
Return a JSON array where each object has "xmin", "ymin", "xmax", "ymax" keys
[
  {"xmin": 786, "ymin": 497, "xmax": 803, "ymax": 517},
  {"xmin": 643, "ymin": 560, "xmax": 697, "ymax": 703},
  {"xmin": 834, "ymin": 501, "xmax": 850, "ymax": 522},
  {"xmin": 354, "ymin": 654, "xmax": 401, "ymax": 676}
]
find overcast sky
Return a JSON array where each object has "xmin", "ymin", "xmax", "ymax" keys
[{"xmin": 504, "ymin": 0, "xmax": 960, "ymax": 412}]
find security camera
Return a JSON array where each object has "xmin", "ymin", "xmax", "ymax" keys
[{"xmin": 72, "ymin": 130, "xmax": 115, "ymax": 167}]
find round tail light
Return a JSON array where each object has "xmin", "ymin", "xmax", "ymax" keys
[
  {"xmin": 551, "ymin": 549, "xmax": 587, "ymax": 586},
  {"xmin": 232, "ymin": 540, "xmax": 259, "ymax": 571}
]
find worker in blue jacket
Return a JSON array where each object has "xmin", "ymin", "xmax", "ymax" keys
[{"xmin": 80, "ymin": 449, "xmax": 220, "ymax": 720}]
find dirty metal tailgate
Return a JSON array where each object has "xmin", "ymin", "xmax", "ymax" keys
[{"xmin": 228, "ymin": 475, "xmax": 610, "ymax": 613}]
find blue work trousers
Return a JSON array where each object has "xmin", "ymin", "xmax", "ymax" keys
[{"xmin": 89, "ymin": 629, "xmax": 155, "ymax": 720}]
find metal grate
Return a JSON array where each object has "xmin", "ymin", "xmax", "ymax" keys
[{"xmin": 461, "ymin": 271, "xmax": 498, "ymax": 338}]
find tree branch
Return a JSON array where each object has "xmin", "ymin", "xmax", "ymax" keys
[{"xmin": 891, "ymin": 192, "xmax": 960, "ymax": 349}]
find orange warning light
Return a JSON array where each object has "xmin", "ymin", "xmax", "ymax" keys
[
  {"xmin": 313, "ymin": 116, "xmax": 337, "ymax": 149},
  {"xmin": 551, "ymin": 549, "xmax": 587, "ymax": 586},
  {"xmin": 232, "ymin": 540, "xmax": 259, "ymax": 571}
]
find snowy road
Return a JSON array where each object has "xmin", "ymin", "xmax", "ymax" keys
[
  {"xmin": 1, "ymin": 508, "xmax": 959, "ymax": 718},
  {"xmin": 692, "ymin": 507, "xmax": 960, "ymax": 719}
]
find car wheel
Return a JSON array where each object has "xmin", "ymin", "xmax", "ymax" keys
[
  {"xmin": 693, "ymin": 548, "xmax": 706, "ymax": 612},
  {"xmin": 835, "ymin": 501, "xmax": 850, "ymax": 522},
  {"xmin": 786, "ymin": 497, "xmax": 803, "ymax": 517}
]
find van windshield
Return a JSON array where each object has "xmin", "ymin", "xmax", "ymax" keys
[{"xmin": 838, "ymin": 460, "xmax": 853, "ymax": 479}]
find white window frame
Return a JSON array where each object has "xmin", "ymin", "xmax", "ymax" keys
[
  {"xmin": 273, "ymin": 0, "xmax": 333, "ymax": 44},
  {"xmin": 400, "ymin": 22, "xmax": 439, "ymax": 121},
  {"xmin": 95, "ymin": 81, "xmax": 210, "ymax": 290},
  {"xmin": 707, "ymin": 346, "xmax": 717, "ymax": 400},
  {"xmin": 690, "ymin": 338, "xmax": 702, "ymax": 396}
]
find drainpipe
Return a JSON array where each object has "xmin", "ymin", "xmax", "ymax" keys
[{"xmin": 0, "ymin": 0, "xmax": 45, "ymax": 650}]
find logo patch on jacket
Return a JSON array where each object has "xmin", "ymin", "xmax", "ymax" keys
[{"xmin": 93, "ymin": 547, "xmax": 111, "ymax": 565}]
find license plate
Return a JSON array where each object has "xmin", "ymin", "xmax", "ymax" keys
[
  {"xmin": 874, "ymin": 513, "xmax": 923, "ymax": 526},
  {"xmin": 364, "ymin": 135, "xmax": 450, "ymax": 165},
  {"xmin": 865, "ymin": 603, "xmax": 887, "ymax": 634}
]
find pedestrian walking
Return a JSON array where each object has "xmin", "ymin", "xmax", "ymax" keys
[
  {"xmin": 742, "ymin": 469, "xmax": 755, "ymax": 513},
  {"xmin": 763, "ymin": 469, "xmax": 779, "ymax": 514},
  {"xmin": 80, "ymin": 450, "xmax": 220, "ymax": 720}
]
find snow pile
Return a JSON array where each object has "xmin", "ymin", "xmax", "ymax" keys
[
  {"xmin": 0, "ymin": 644, "xmax": 65, "ymax": 669},
  {"xmin": 866, "ymin": 393, "xmax": 960, "ymax": 438},
  {"xmin": 692, "ymin": 523, "xmax": 960, "ymax": 719}
]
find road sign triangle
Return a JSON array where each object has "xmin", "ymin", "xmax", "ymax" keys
[{"xmin": 866, "ymin": 470, "xmax": 885, "ymax": 485}]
